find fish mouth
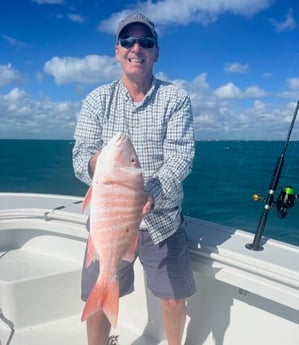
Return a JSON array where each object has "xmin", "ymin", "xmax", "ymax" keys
[{"xmin": 113, "ymin": 133, "xmax": 129, "ymax": 146}]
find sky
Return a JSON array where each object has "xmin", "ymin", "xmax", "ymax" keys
[{"xmin": 0, "ymin": 0, "xmax": 299, "ymax": 140}]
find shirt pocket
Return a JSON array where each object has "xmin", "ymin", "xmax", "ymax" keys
[{"xmin": 140, "ymin": 120, "xmax": 166, "ymax": 160}]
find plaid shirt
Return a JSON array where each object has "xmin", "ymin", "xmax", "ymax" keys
[{"xmin": 73, "ymin": 77, "xmax": 194, "ymax": 244}]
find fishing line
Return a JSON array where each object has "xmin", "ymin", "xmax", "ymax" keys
[
  {"xmin": 285, "ymin": 52, "xmax": 299, "ymax": 78},
  {"xmin": 270, "ymin": 53, "xmax": 299, "ymax": 194},
  {"xmin": 279, "ymin": 136, "xmax": 298, "ymax": 188},
  {"xmin": 270, "ymin": 52, "xmax": 299, "ymax": 196}
]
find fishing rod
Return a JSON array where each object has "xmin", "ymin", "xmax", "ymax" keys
[{"xmin": 246, "ymin": 100, "xmax": 299, "ymax": 251}]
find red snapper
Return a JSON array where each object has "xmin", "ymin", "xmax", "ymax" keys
[{"xmin": 81, "ymin": 133, "xmax": 148, "ymax": 327}]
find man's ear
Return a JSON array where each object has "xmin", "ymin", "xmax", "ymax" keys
[{"xmin": 115, "ymin": 45, "xmax": 120, "ymax": 61}]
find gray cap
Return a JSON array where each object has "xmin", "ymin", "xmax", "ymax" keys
[{"xmin": 116, "ymin": 13, "xmax": 158, "ymax": 42}]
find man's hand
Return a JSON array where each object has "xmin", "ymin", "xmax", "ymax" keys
[
  {"xmin": 142, "ymin": 193, "xmax": 154, "ymax": 215},
  {"xmin": 88, "ymin": 150, "xmax": 102, "ymax": 178}
]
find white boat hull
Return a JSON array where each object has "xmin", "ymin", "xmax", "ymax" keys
[{"xmin": 0, "ymin": 193, "xmax": 298, "ymax": 345}]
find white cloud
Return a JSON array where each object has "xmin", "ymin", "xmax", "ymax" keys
[
  {"xmin": 214, "ymin": 83, "xmax": 267, "ymax": 99},
  {"xmin": 253, "ymin": 100, "xmax": 266, "ymax": 111},
  {"xmin": 263, "ymin": 72, "xmax": 273, "ymax": 78},
  {"xmin": 287, "ymin": 77, "xmax": 299, "ymax": 90},
  {"xmin": 192, "ymin": 73, "xmax": 210, "ymax": 90},
  {"xmin": 67, "ymin": 14, "xmax": 86, "ymax": 24},
  {"xmin": 225, "ymin": 62, "xmax": 250, "ymax": 74},
  {"xmin": 3, "ymin": 88, "xmax": 27, "ymax": 103},
  {"xmin": 32, "ymin": 0, "xmax": 65, "ymax": 4},
  {"xmin": 2, "ymin": 35, "xmax": 30, "ymax": 49},
  {"xmin": 0, "ymin": 64, "xmax": 21, "ymax": 87},
  {"xmin": 192, "ymin": 98, "xmax": 299, "ymax": 141},
  {"xmin": 140, "ymin": 71, "xmax": 296, "ymax": 140},
  {"xmin": 99, "ymin": 0, "xmax": 273, "ymax": 34},
  {"xmin": 0, "ymin": 66, "xmax": 297, "ymax": 140},
  {"xmin": 244, "ymin": 86, "xmax": 267, "ymax": 97},
  {"xmin": 270, "ymin": 8, "xmax": 296, "ymax": 32},
  {"xmin": 169, "ymin": 73, "xmax": 209, "ymax": 95},
  {"xmin": 214, "ymin": 82, "xmax": 242, "ymax": 99},
  {"xmin": 44, "ymin": 55, "xmax": 121, "ymax": 85},
  {"xmin": 0, "ymin": 88, "xmax": 80, "ymax": 139}
]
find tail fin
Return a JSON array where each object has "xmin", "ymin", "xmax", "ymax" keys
[{"xmin": 81, "ymin": 278, "xmax": 119, "ymax": 328}]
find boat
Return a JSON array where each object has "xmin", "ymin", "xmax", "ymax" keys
[{"xmin": 0, "ymin": 192, "xmax": 298, "ymax": 345}]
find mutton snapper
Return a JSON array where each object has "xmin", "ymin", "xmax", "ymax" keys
[{"xmin": 81, "ymin": 133, "xmax": 149, "ymax": 328}]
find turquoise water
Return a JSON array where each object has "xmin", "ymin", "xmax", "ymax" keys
[{"xmin": 0, "ymin": 139, "xmax": 298, "ymax": 246}]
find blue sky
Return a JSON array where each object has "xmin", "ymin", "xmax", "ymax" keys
[{"xmin": 0, "ymin": 0, "xmax": 298, "ymax": 140}]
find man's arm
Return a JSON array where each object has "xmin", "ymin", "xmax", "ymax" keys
[{"xmin": 145, "ymin": 93, "xmax": 194, "ymax": 209}]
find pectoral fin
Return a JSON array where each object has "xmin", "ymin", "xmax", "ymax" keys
[
  {"xmin": 85, "ymin": 235, "xmax": 97, "ymax": 267},
  {"xmin": 82, "ymin": 185, "xmax": 92, "ymax": 211},
  {"xmin": 122, "ymin": 233, "xmax": 138, "ymax": 263}
]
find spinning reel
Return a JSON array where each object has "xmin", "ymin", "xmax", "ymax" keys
[
  {"xmin": 275, "ymin": 186, "xmax": 297, "ymax": 218},
  {"xmin": 253, "ymin": 185, "xmax": 297, "ymax": 219}
]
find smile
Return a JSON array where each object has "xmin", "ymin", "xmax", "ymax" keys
[{"xmin": 128, "ymin": 58, "xmax": 144, "ymax": 63}]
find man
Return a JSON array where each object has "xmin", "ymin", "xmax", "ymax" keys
[{"xmin": 73, "ymin": 12, "xmax": 196, "ymax": 345}]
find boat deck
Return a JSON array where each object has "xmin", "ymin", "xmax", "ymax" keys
[
  {"xmin": 1, "ymin": 316, "xmax": 166, "ymax": 345},
  {"xmin": 0, "ymin": 193, "xmax": 298, "ymax": 345}
]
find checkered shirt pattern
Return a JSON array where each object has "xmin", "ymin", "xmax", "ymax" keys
[{"xmin": 73, "ymin": 77, "xmax": 194, "ymax": 244}]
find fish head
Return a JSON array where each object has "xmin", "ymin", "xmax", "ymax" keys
[
  {"xmin": 112, "ymin": 133, "xmax": 140, "ymax": 169},
  {"xmin": 95, "ymin": 133, "xmax": 142, "ymax": 181}
]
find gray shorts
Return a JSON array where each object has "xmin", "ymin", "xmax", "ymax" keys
[{"xmin": 81, "ymin": 219, "xmax": 196, "ymax": 301}]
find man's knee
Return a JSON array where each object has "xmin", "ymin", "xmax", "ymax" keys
[{"xmin": 160, "ymin": 298, "xmax": 186, "ymax": 312}]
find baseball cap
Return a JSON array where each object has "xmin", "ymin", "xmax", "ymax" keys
[{"xmin": 116, "ymin": 13, "xmax": 158, "ymax": 42}]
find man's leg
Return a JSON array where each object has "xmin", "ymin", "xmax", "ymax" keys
[
  {"xmin": 160, "ymin": 298, "xmax": 186, "ymax": 345},
  {"xmin": 86, "ymin": 310, "xmax": 111, "ymax": 345},
  {"xmin": 138, "ymin": 221, "xmax": 196, "ymax": 345},
  {"xmin": 82, "ymin": 237, "xmax": 135, "ymax": 345}
]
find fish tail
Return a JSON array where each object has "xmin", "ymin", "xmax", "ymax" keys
[{"xmin": 81, "ymin": 278, "xmax": 119, "ymax": 328}]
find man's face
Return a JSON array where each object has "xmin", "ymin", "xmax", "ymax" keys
[{"xmin": 115, "ymin": 23, "xmax": 159, "ymax": 80}]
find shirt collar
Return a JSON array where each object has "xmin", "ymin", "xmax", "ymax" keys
[{"xmin": 119, "ymin": 77, "xmax": 157, "ymax": 105}]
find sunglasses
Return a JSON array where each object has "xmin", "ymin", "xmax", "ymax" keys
[{"xmin": 119, "ymin": 36, "xmax": 156, "ymax": 49}]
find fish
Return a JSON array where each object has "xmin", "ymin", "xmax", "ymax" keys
[{"xmin": 81, "ymin": 133, "xmax": 148, "ymax": 328}]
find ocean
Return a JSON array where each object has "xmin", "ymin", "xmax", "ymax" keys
[{"xmin": 0, "ymin": 139, "xmax": 298, "ymax": 246}]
